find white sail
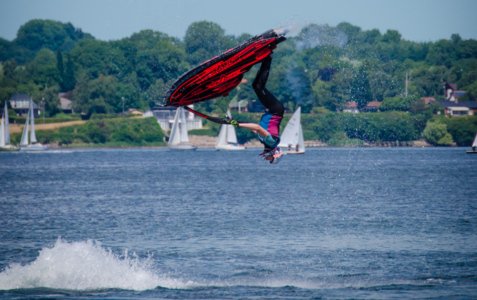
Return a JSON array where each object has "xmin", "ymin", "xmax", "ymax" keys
[
  {"xmin": 4, "ymin": 102, "xmax": 10, "ymax": 144},
  {"xmin": 215, "ymin": 108, "xmax": 244, "ymax": 150},
  {"xmin": 0, "ymin": 114, "xmax": 5, "ymax": 147},
  {"xmin": 168, "ymin": 107, "xmax": 181, "ymax": 145},
  {"xmin": 20, "ymin": 106, "xmax": 31, "ymax": 146},
  {"xmin": 279, "ymin": 107, "xmax": 301, "ymax": 148},
  {"xmin": 298, "ymin": 125, "xmax": 305, "ymax": 153},
  {"xmin": 30, "ymin": 99, "xmax": 37, "ymax": 144},
  {"xmin": 215, "ymin": 121, "xmax": 227, "ymax": 147},
  {"xmin": 180, "ymin": 107, "xmax": 190, "ymax": 143},
  {"xmin": 472, "ymin": 133, "xmax": 477, "ymax": 148},
  {"xmin": 224, "ymin": 109, "xmax": 237, "ymax": 144}
]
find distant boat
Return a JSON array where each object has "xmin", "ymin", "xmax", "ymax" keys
[
  {"xmin": 215, "ymin": 109, "xmax": 245, "ymax": 151},
  {"xmin": 466, "ymin": 133, "xmax": 477, "ymax": 154},
  {"xmin": 278, "ymin": 107, "xmax": 305, "ymax": 154},
  {"xmin": 168, "ymin": 107, "xmax": 197, "ymax": 150},
  {"xmin": 20, "ymin": 99, "xmax": 49, "ymax": 151},
  {"xmin": 0, "ymin": 102, "xmax": 19, "ymax": 151}
]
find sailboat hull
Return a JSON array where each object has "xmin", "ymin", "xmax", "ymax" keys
[
  {"xmin": 0, "ymin": 145, "xmax": 20, "ymax": 152},
  {"xmin": 215, "ymin": 144, "xmax": 246, "ymax": 151},
  {"xmin": 20, "ymin": 144, "xmax": 50, "ymax": 151},
  {"xmin": 466, "ymin": 150, "xmax": 477, "ymax": 154},
  {"xmin": 282, "ymin": 150, "xmax": 305, "ymax": 154},
  {"xmin": 168, "ymin": 144, "xmax": 197, "ymax": 150}
]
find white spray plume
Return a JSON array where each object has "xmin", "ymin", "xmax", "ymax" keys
[
  {"xmin": 0, "ymin": 238, "xmax": 191, "ymax": 291},
  {"xmin": 273, "ymin": 23, "xmax": 302, "ymax": 36},
  {"xmin": 295, "ymin": 24, "xmax": 348, "ymax": 50}
]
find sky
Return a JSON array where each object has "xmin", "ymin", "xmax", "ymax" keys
[{"xmin": 1, "ymin": 0, "xmax": 477, "ymax": 42}]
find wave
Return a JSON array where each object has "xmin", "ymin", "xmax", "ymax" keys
[
  {"xmin": 0, "ymin": 238, "xmax": 459, "ymax": 292},
  {"xmin": 0, "ymin": 238, "xmax": 190, "ymax": 291}
]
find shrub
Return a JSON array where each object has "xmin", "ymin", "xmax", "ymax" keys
[
  {"xmin": 422, "ymin": 121, "xmax": 453, "ymax": 145},
  {"xmin": 437, "ymin": 116, "xmax": 477, "ymax": 146}
]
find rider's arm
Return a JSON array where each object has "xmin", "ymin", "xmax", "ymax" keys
[{"xmin": 238, "ymin": 122, "xmax": 269, "ymax": 138}]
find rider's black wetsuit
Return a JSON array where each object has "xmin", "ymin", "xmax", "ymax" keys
[{"xmin": 252, "ymin": 55, "xmax": 284, "ymax": 152}]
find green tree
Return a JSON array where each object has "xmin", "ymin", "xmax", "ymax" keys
[
  {"xmin": 73, "ymin": 74, "xmax": 116, "ymax": 115},
  {"xmin": 437, "ymin": 133, "xmax": 453, "ymax": 145},
  {"xmin": 3, "ymin": 60, "xmax": 17, "ymax": 80},
  {"xmin": 22, "ymin": 49, "xmax": 60, "ymax": 87},
  {"xmin": 451, "ymin": 33, "xmax": 462, "ymax": 44},
  {"xmin": 422, "ymin": 121, "xmax": 453, "ymax": 145},
  {"xmin": 131, "ymin": 30, "xmax": 188, "ymax": 90},
  {"xmin": 0, "ymin": 38, "xmax": 35, "ymax": 64},
  {"xmin": 350, "ymin": 64, "xmax": 373, "ymax": 109},
  {"xmin": 360, "ymin": 29, "xmax": 381, "ymax": 44},
  {"xmin": 57, "ymin": 49, "xmax": 65, "ymax": 90},
  {"xmin": 63, "ymin": 53, "xmax": 76, "ymax": 91},
  {"xmin": 439, "ymin": 116, "xmax": 477, "ymax": 146},
  {"xmin": 382, "ymin": 29, "xmax": 402, "ymax": 43},
  {"xmin": 336, "ymin": 22, "xmax": 361, "ymax": 45},
  {"xmin": 40, "ymin": 86, "xmax": 61, "ymax": 116},
  {"xmin": 15, "ymin": 19, "xmax": 94, "ymax": 52},
  {"xmin": 426, "ymin": 39, "xmax": 456, "ymax": 67},
  {"xmin": 185, "ymin": 21, "xmax": 235, "ymax": 66},
  {"xmin": 69, "ymin": 39, "xmax": 110, "ymax": 79},
  {"xmin": 144, "ymin": 79, "xmax": 166, "ymax": 108},
  {"xmin": 466, "ymin": 79, "xmax": 477, "ymax": 100}
]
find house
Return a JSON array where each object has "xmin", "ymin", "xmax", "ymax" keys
[
  {"xmin": 444, "ymin": 83, "xmax": 466, "ymax": 101},
  {"xmin": 361, "ymin": 101, "xmax": 382, "ymax": 112},
  {"xmin": 58, "ymin": 92, "xmax": 73, "ymax": 113},
  {"xmin": 343, "ymin": 101, "xmax": 359, "ymax": 113},
  {"xmin": 144, "ymin": 106, "xmax": 202, "ymax": 131},
  {"xmin": 438, "ymin": 100, "xmax": 477, "ymax": 116},
  {"xmin": 9, "ymin": 93, "xmax": 42, "ymax": 117}
]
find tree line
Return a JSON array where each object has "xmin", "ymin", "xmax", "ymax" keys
[{"xmin": 1, "ymin": 19, "xmax": 477, "ymax": 145}]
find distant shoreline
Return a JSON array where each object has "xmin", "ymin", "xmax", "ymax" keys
[{"xmin": 46, "ymin": 139, "xmax": 454, "ymax": 150}]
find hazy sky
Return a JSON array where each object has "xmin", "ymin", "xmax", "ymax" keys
[{"xmin": 1, "ymin": 0, "xmax": 477, "ymax": 42}]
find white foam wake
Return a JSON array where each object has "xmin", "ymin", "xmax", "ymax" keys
[{"xmin": 0, "ymin": 238, "xmax": 190, "ymax": 291}]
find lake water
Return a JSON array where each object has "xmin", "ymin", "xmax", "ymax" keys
[{"xmin": 0, "ymin": 148, "xmax": 476, "ymax": 299}]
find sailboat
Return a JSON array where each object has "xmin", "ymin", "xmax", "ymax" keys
[
  {"xmin": 20, "ymin": 99, "xmax": 49, "ymax": 151},
  {"xmin": 278, "ymin": 106, "xmax": 305, "ymax": 154},
  {"xmin": 466, "ymin": 133, "xmax": 477, "ymax": 154},
  {"xmin": 0, "ymin": 102, "xmax": 19, "ymax": 151},
  {"xmin": 168, "ymin": 107, "xmax": 197, "ymax": 150},
  {"xmin": 215, "ymin": 109, "xmax": 245, "ymax": 150}
]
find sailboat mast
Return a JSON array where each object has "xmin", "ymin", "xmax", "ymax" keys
[
  {"xmin": 0, "ymin": 113, "xmax": 5, "ymax": 147},
  {"xmin": 20, "ymin": 106, "xmax": 30, "ymax": 146},
  {"xmin": 4, "ymin": 102, "xmax": 10, "ymax": 144},
  {"xmin": 30, "ymin": 98, "xmax": 37, "ymax": 144}
]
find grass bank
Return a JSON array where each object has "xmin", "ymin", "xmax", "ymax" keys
[{"xmin": 10, "ymin": 117, "xmax": 166, "ymax": 147}]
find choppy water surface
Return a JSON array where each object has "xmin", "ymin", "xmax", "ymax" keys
[{"xmin": 0, "ymin": 148, "xmax": 476, "ymax": 299}]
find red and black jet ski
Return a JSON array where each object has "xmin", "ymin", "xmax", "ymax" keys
[{"xmin": 163, "ymin": 29, "xmax": 287, "ymax": 107}]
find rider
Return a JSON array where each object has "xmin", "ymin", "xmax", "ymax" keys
[{"xmin": 227, "ymin": 54, "xmax": 284, "ymax": 164}]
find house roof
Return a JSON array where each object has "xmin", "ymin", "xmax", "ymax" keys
[
  {"xmin": 439, "ymin": 101, "xmax": 477, "ymax": 109},
  {"xmin": 58, "ymin": 93, "xmax": 72, "ymax": 110},
  {"xmin": 9, "ymin": 93, "xmax": 30, "ymax": 101},
  {"xmin": 345, "ymin": 101, "xmax": 357, "ymax": 108},
  {"xmin": 445, "ymin": 83, "xmax": 457, "ymax": 90},
  {"xmin": 421, "ymin": 97, "xmax": 436, "ymax": 104},
  {"xmin": 366, "ymin": 101, "xmax": 382, "ymax": 107}
]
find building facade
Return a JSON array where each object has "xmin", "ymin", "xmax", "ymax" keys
[
  {"xmin": 144, "ymin": 106, "xmax": 202, "ymax": 131},
  {"xmin": 9, "ymin": 93, "xmax": 42, "ymax": 117}
]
